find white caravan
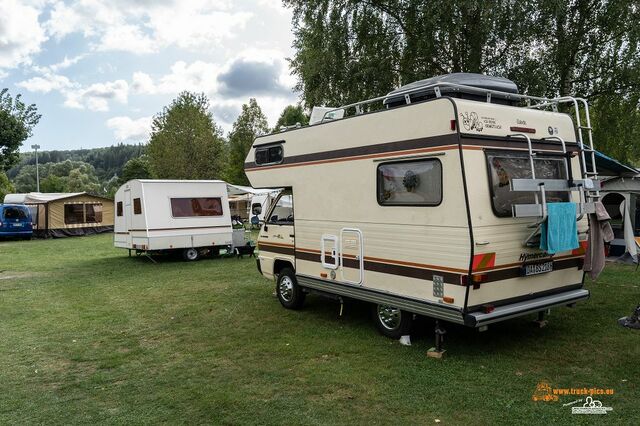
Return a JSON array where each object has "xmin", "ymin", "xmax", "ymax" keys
[
  {"xmin": 114, "ymin": 180, "xmax": 239, "ymax": 260},
  {"xmin": 245, "ymin": 73, "xmax": 602, "ymax": 343}
]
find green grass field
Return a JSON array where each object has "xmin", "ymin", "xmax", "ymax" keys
[{"xmin": 1, "ymin": 234, "xmax": 638, "ymax": 424}]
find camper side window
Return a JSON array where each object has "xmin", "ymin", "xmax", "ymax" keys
[
  {"xmin": 133, "ymin": 198, "xmax": 142, "ymax": 215},
  {"xmin": 170, "ymin": 198, "xmax": 223, "ymax": 217},
  {"xmin": 486, "ymin": 152, "xmax": 569, "ymax": 217},
  {"xmin": 116, "ymin": 202, "xmax": 123, "ymax": 216},
  {"xmin": 267, "ymin": 194, "xmax": 293, "ymax": 224},
  {"xmin": 255, "ymin": 145, "xmax": 284, "ymax": 165},
  {"xmin": 377, "ymin": 159, "xmax": 442, "ymax": 206},
  {"xmin": 64, "ymin": 204, "xmax": 85, "ymax": 224}
]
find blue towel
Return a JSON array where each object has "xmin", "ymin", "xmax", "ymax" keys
[{"xmin": 540, "ymin": 202, "xmax": 579, "ymax": 254}]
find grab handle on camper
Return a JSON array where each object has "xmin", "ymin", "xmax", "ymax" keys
[{"xmin": 527, "ymin": 183, "xmax": 548, "ymax": 229}]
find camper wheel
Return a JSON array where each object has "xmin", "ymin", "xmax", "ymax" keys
[
  {"xmin": 182, "ymin": 248, "xmax": 200, "ymax": 261},
  {"xmin": 276, "ymin": 268, "xmax": 305, "ymax": 309},
  {"xmin": 372, "ymin": 304, "xmax": 413, "ymax": 339}
]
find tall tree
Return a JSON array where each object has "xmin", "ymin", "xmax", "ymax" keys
[
  {"xmin": 274, "ymin": 105, "xmax": 310, "ymax": 130},
  {"xmin": 285, "ymin": 0, "xmax": 640, "ymax": 164},
  {"xmin": 0, "ymin": 172, "xmax": 14, "ymax": 201},
  {"xmin": 0, "ymin": 89, "xmax": 41, "ymax": 171},
  {"xmin": 148, "ymin": 92, "xmax": 226, "ymax": 179},
  {"xmin": 226, "ymin": 98, "xmax": 269, "ymax": 185},
  {"xmin": 120, "ymin": 155, "xmax": 152, "ymax": 184}
]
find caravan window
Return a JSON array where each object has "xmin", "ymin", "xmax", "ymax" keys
[
  {"xmin": 85, "ymin": 203, "xmax": 103, "ymax": 223},
  {"xmin": 116, "ymin": 202, "xmax": 123, "ymax": 217},
  {"xmin": 255, "ymin": 144, "xmax": 284, "ymax": 165},
  {"xmin": 64, "ymin": 204, "xmax": 85, "ymax": 224},
  {"xmin": 171, "ymin": 198, "xmax": 223, "ymax": 217},
  {"xmin": 377, "ymin": 159, "xmax": 442, "ymax": 206},
  {"xmin": 133, "ymin": 198, "xmax": 142, "ymax": 215},
  {"xmin": 486, "ymin": 151, "xmax": 569, "ymax": 217},
  {"xmin": 267, "ymin": 193, "xmax": 293, "ymax": 224}
]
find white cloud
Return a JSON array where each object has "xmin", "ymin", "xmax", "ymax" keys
[
  {"xmin": 106, "ymin": 115, "xmax": 152, "ymax": 141},
  {"xmin": 132, "ymin": 61, "xmax": 220, "ymax": 95},
  {"xmin": 16, "ymin": 73, "xmax": 74, "ymax": 93},
  {"xmin": 49, "ymin": 54, "xmax": 85, "ymax": 72},
  {"xmin": 0, "ymin": 0, "xmax": 46, "ymax": 69},
  {"xmin": 44, "ymin": 0, "xmax": 251, "ymax": 54},
  {"xmin": 64, "ymin": 79, "xmax": 129, "ymax": 112}
]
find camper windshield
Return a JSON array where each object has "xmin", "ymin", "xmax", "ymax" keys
[
  {"xmin": 486, "ymin": 151, "xmax": 569, "ymax": 217},
  {"xmin": 267, "ymin": 193, "xmax": 293, "ymax": 224}
]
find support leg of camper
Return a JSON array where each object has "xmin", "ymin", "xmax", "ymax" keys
[
  {"xmin": 427, "ymin": 320, "xmax": 447, "ymax": 359},
  {"xmin": 128, "ymin": 249, "xmax": 131, "ymax": 257},
  {"xmin": 534, "ymin": 310, "xmax": 549, "ymax": 328}
]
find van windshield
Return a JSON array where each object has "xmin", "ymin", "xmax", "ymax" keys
[
  {"xmin": 3, "ymin": 206, "xmax": 29, "ymax": 220},
  {"xmin": 486, "ymin": 151, "xmax": 569, "ymax": 217}
]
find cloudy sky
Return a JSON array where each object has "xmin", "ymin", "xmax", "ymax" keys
[{"xmin": 0, "ymin": 0, "xmax": 298, "ymax": 151}]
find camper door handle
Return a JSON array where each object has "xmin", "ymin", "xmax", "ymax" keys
[{"xmin": 476, "ymin": 241, "xmax": 490, "ymax": 246}]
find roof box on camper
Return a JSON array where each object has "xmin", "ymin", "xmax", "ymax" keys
[{"xmin": 383, "ymin": 72, "xmax": 519, "ymax": 108}]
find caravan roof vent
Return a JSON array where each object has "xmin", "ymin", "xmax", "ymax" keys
[{"xmin": 383, "ymin": 73, "xmax": 519, "ymax": 108}]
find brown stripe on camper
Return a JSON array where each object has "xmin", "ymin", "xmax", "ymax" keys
[
  {"xmin": 295, "ymin": 248, "xmax": 465, "ymax": 285},
  {"xmin": 245, "ymin": 133, "xmax": 459, "ymax": 170},
  {"xmin": 476, "ymin": 255, "xmax": 584, "ymax": 283},
  {"xmin": 258, "ymin": 242, "xmax": 295, "ymax": 256}
]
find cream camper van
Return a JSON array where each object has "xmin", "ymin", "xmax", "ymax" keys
[
  {"xmin": 114, "ymin": 180, "xmax": 239, "ymax": 260},
  {"xmin": 245, "ymin": 73, "xmax": 600, "ymax": 340}
]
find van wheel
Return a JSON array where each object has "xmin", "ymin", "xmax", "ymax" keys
[
  {"xmin": 276, "ymin": 268, "xmax": 305, "ymax": 310},
  {"xmin": 372, "ymin": 304, "xmax": 413, "ymax": 339},
  {"xmin": 183, "ymin": 248, "xmax": 200, "ymax": 261}
]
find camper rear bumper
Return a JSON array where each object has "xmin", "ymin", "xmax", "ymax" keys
[{"xmin": 464, "ymin": 288, "xmax": 590, "ymax": 327}]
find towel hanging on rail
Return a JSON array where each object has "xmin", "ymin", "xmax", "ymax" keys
[{"xmin": 540, "ymin": 202, "xmax": 579, "ymax": 254}]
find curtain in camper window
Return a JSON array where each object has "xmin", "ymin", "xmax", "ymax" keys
[
  {"xmin": 170, "ymin": 198, "xmax": 223, "ymax": 217},
  {"xmin": 377, "ymin": 159, "xmax": 442, "ymax": 205},
  {"xmin": 486, "ymin": 151, "xmax": 569, "ymax": 217}
]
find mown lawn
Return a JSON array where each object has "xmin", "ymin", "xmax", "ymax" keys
[{"xmin": 0, "ymin": 234, "xmax": 638, "ymax": 425}]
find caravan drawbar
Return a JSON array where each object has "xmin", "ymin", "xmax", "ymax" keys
[{"xmin": 245, "ymin": 73, "xmax": 599, "ymax": 339}]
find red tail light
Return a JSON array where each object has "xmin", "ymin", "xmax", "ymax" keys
[
  {"xmin": 484, "ymin": 305, "xmax": 495, "ymax": 314},
  {"xmin": 450, "ymin": 120, "xmax": 457, "ymax": 131}
]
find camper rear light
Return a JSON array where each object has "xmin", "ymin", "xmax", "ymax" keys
[
  {"xmin": 472, "ymin": 274, "xmax": 488, "ymax": 284},
  {"xmin": 484, "ymin": 305, "xmax": 495, "ymax": 314},
  {"xmin": 443, "ymin": 296, "xmax": 455, "ymax": 304},
  {"xmin": 450, "ymin": 120, "xmax": 457, "ymax": 131}
]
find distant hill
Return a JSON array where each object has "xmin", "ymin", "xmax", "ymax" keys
[{"xmin": 8, "ymin": 143, "xmax": 147, "ymax": 182}]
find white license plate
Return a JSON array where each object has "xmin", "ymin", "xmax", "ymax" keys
[
  {"xmin": 522, "ymin": 261, "xmax": 553, "ymax": 276},
  {"xmin": 12, "ymin": 223, "xmax": 23, "ymax": 227}
]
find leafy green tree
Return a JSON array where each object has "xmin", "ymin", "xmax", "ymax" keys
[
  {"xmin": 120, "ymin": 155, "xmax": 152, "ymax": 184},
  {"xmin": 285, "ymin": 0, "xmax": 640, "ymax": 164},
  {"xmin": 274, "ymin": 105, "xmax": 309, "ymax": 130},
  {"xmin": 66, "ymin": 167, "xmax": 101, "ymax": 194},
  {"xmin": 0, "ymin": 89, "xmax": 41, "ymax": 171},
  {"xmin": 148, "ymin": 92, "xmax": 226, "ymax": 179},
  {"xmin": 39, "ymin": 175, "xmax": 65, "ymax": 193},
  {"xmin": 0, "ymin": 171, "xmax": 15, "ymax": 201},
  {"xmin": 226, "ymin": 98, "xmax": 269, "ymax": 185}
]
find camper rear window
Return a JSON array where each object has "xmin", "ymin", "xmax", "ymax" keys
[
  {"xmin": 116, "ymin": 202, "xmax": 123, "ymax": 217},
  {"xmin": 171, "ymin": 198, "xmax": 223, "ymax": 217},
  {"xmin": 85, "ymin": 203, "xmax": 103, "ymax": 223},
  {"xmin": 255, "ymin": 145, "xmax": 283, "ymax": 165},
  {"xmin": 486, "ymin": 151, "xmax": 569, "ymax": 217},
  {"xmin": 377, "ymin": 159, "xmax": 442, "ymax": 206},
  {"xmin": 64, "ymin": 204, "xmax": 85, "ymax": 224}
]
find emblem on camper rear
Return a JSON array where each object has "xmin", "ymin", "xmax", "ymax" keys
[{"xmin": 460, "ymin": 112, "xmax": 483, "ymax": 132}]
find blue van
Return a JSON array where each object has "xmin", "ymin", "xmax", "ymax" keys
[{"xmin": 0, "ymin": 204, "xmax": 33, "ymax": 239}]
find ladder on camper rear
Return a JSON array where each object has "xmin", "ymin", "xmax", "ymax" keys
[{"xmin": 510, "ymin": 97, "xmax": 600, "ymax": 246}]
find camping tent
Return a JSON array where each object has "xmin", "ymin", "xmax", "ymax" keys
[
  {"xmin": 3, "ymin": 192, "xmax": 114, "ymax": 237},
  {"xmin": 225, "ymin": 184, "xmax": 280, "ymax": 221}
]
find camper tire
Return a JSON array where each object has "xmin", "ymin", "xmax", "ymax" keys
[
  {"xmin": 372, "ymin": 304, "xmax": 413, "ymax": 339},
  {"xmin": 182, "ymin": 248, "xmax": 200, "ymax": 261},
  {"xmin": 276, "ymin": 268, "xmax": 305, "ymax": 310}
]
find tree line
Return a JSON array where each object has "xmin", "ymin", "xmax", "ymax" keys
[{"xmin": 285, "ymin": 0, "xmax": 640, "ymax": 165}]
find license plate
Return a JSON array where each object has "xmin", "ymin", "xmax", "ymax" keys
[
  {"xmin": 12, "ymin": 223, "xmax": 23, "ymax": 227},
  {"xmin": 522, "ymin": 261, "xmax": 553, "ymax": 276}
]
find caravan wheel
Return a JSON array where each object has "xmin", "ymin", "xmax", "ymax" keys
[
  {"xmin": 183, "ymin": 248, "xmax": 200, "ymax": 261},
  {"xmin": 372, "ymin": 304, "xmax": 413, "ymax": 339},
  {"xmin": 276, "ymin": 268, "xmax": 305, "ymax": 310}
]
